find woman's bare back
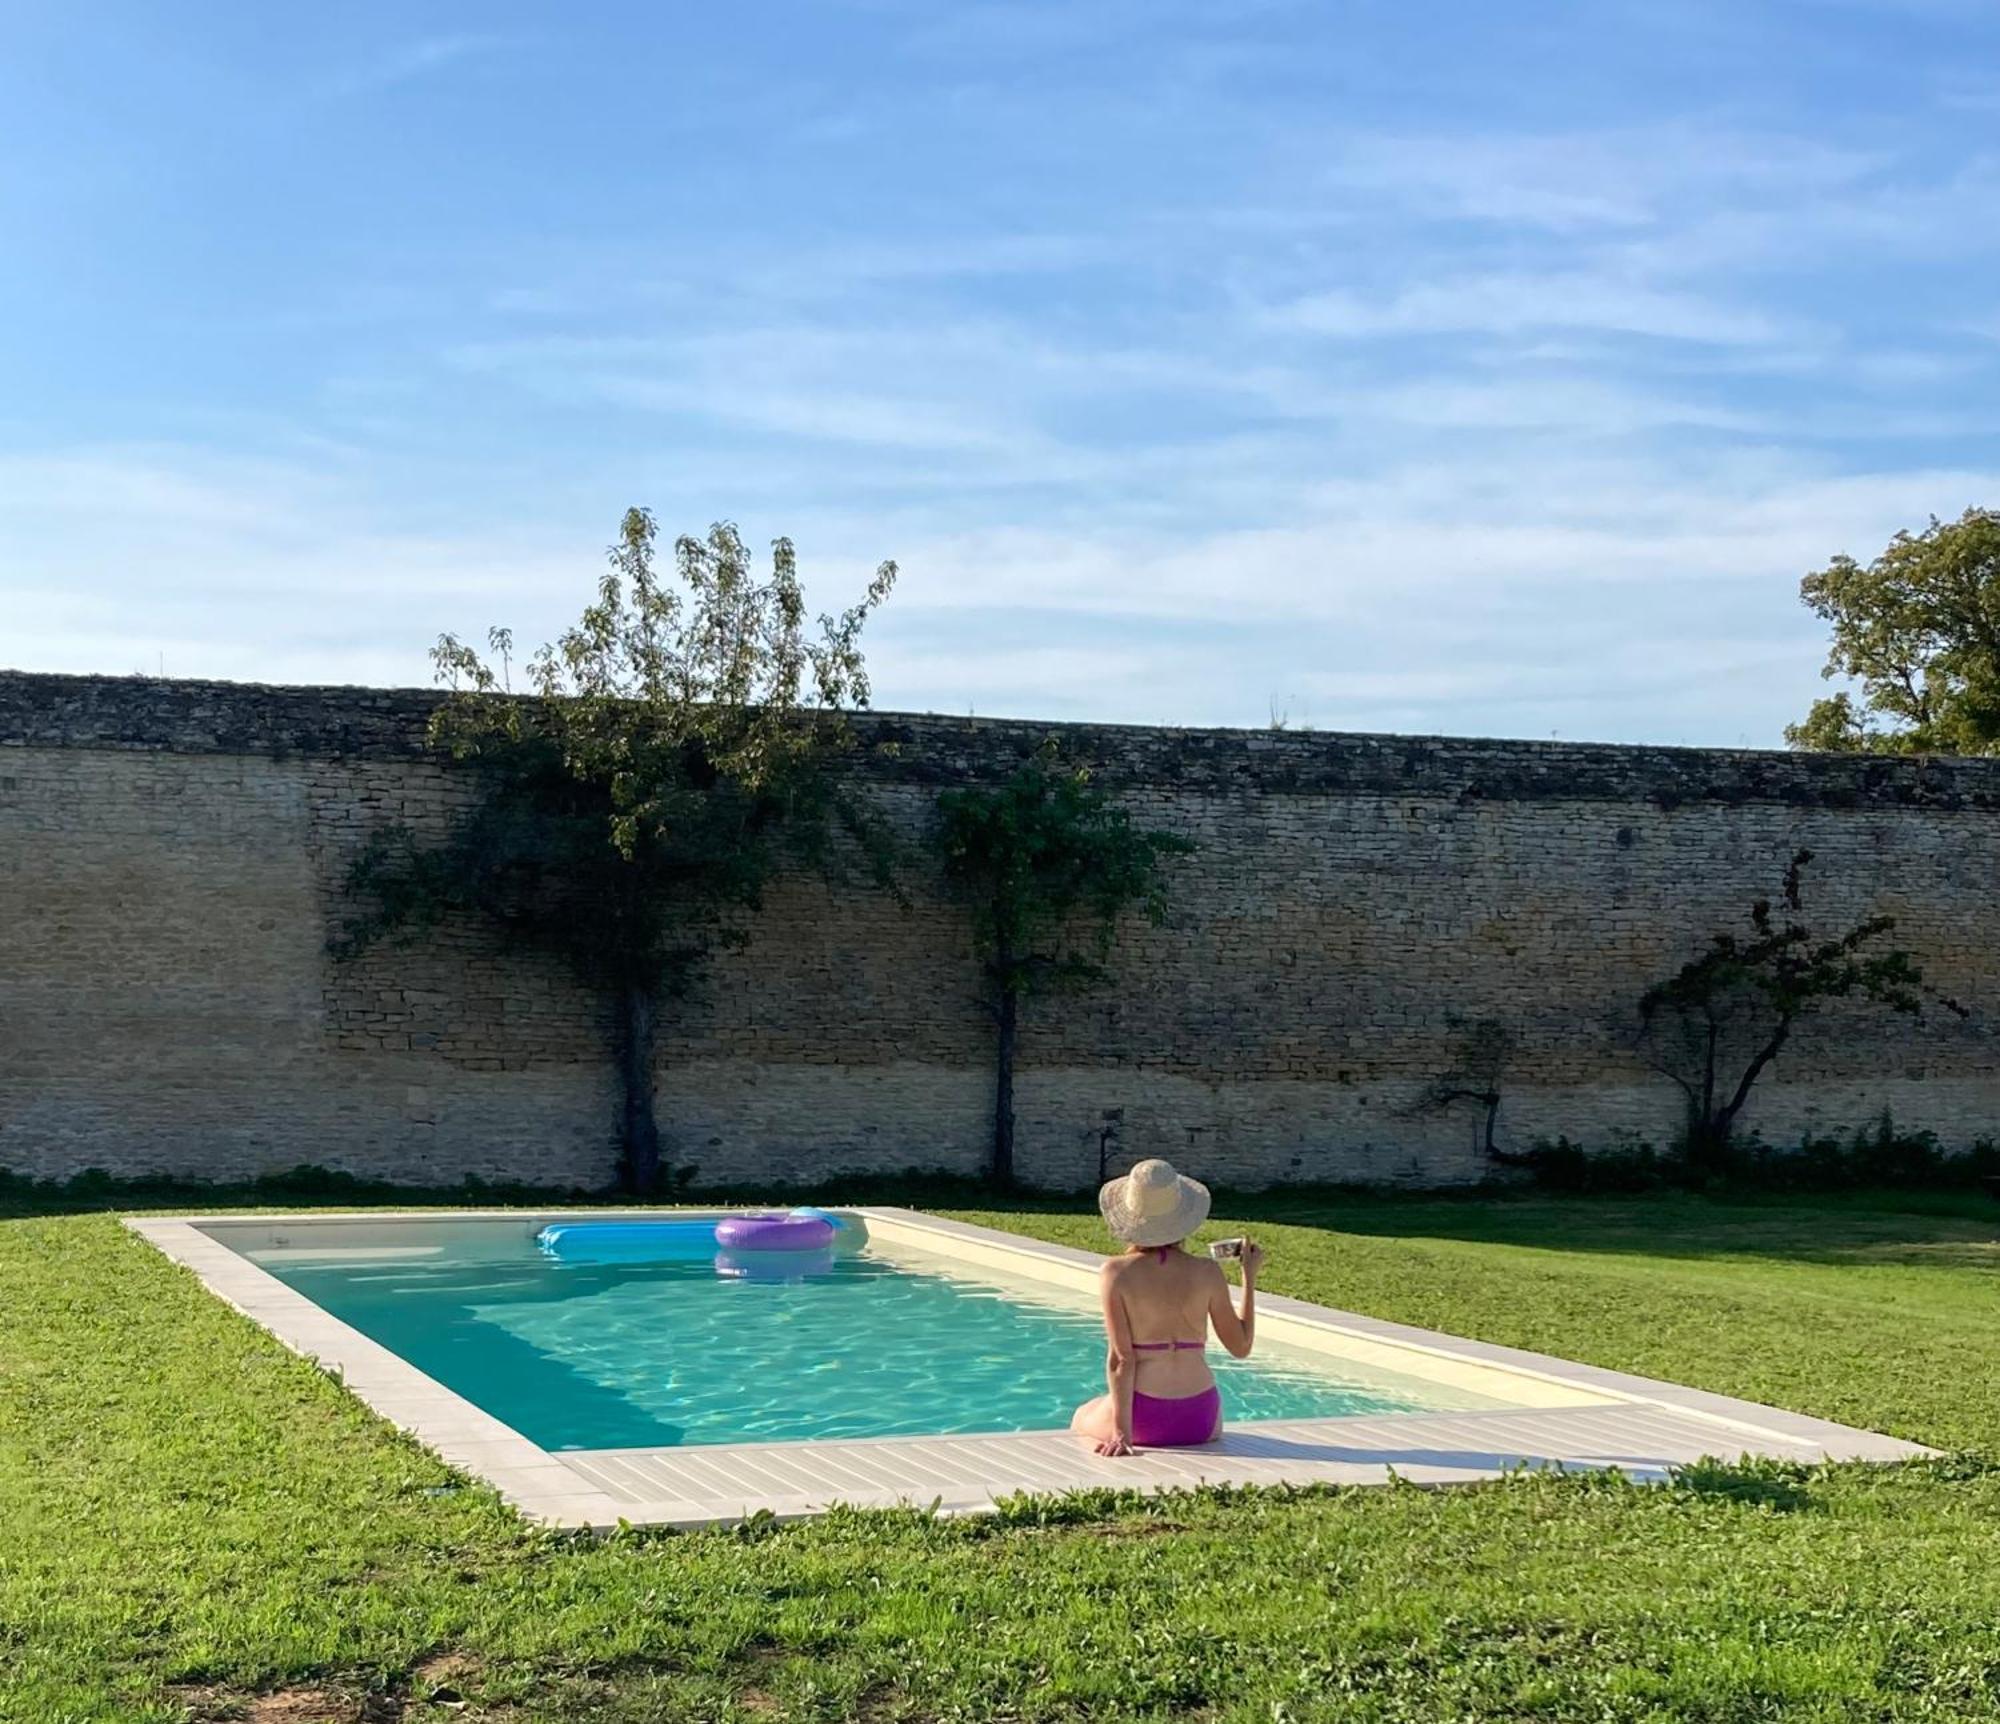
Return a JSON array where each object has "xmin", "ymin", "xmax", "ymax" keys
[{"xmin": 1105, "ymin": 1247, "xmax": 1226, "ymax": 1396}]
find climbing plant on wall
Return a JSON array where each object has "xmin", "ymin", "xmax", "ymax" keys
[
  {"xmin": 934, "ymin": 742, "xmax": 1193, "ymax": 1189},
  {"xmin": 334, "ymin": 509, "xmax": 898, "ymax": 1193},
  {"xmin": 1633, "ymin": 848, "xmax": 1967, "ymax": 1174},
  {"xmin": 1411, "ymin": 1014, "xmax": 1518, "ymax": 1165}
]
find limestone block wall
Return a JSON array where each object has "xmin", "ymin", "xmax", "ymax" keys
[{"xmin": 2, "ymin": 671, "xmax": 1996, "ymax": 1190}]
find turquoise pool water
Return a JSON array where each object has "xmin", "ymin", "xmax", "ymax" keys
[{"xmin": 261, "ymin": 1238, "xmax": 1491, "ymax": 1449}]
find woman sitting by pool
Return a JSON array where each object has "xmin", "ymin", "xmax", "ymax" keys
[{"xmin": 1071, "ymin": 1158, "xmax": 1264, "ymax": 1456}]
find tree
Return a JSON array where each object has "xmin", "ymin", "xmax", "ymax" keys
[
  {"xmin": 1411, "ymin": 1014, "xmax": 1519, "ymax": 1166},
  {"xmin": 335, "ymin": 509, "xmax": 897, "ymax": 1193},
  {"xmin": 1787, "ymin": 507, "xmax": 2000, "ymax": 755},
  {"xmin": 1634, "ymin": 849, "xmax": 1965, "ymax": 1173},
  {"xmin": 934, "ymin": 744, "xmax": 1193, "ymax": 1188}
]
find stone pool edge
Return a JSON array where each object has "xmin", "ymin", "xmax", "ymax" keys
[{"xmin": 125, "ymin": 1208, "xmax": 1935, "ymax": 1530}]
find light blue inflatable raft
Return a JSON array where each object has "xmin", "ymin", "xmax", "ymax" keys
[
  {"xmin": 534, "ymin": 1218, "xmax": 721, "ymax": 1263},
  {"xmin": 534, "ymin": 1208, "xmax": 861, "ymax": 1271}
]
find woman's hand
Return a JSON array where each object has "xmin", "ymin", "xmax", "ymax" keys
[
  {"xmin": 1094, "ymin": 1433, "xmax": 1137, "ymax": 1457},
  {"xmin": 1240, "ymin": 1239, "xmax": 1265, "ymax": 1280}
]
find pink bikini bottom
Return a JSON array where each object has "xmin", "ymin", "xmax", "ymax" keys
[{"xmin": 1130, "ymin": 1385, "xmax": 1222, "ymax": 1447}]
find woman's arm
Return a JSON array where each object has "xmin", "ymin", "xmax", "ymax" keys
[
  {"xmin": 1097, "ymin": 1262, "xmax": 1138, "ymax": 1456},
  {"xmin": 1207, "ymin": 1240, "xmax": 1262, "ymax": 1358}
]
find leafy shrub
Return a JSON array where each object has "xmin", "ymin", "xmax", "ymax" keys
[
  {"xmin": 1512, "ymin": 1118, "xmax": 2000, "ymax": 1196},
  {"xmin": 1507, "ymin": 1137, "xmax": 1674, "ymax": 1195}
]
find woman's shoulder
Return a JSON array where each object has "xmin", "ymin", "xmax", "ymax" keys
[{"xmin": 1102, "ymin": 1248, "xmax": 1218, "ymax": 1281}]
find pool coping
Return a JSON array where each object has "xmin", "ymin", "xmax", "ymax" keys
[{"xmin": 125, "ymin": 1206, "xmax": 1935, "ymax": 1528}]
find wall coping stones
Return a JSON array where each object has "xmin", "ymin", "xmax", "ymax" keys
[{"xmin": 6, "ymin": 667, "xmax": 2000, "ymax": 811}]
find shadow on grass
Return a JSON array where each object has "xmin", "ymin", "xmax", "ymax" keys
[
  {"xmin": 4, "ymin": 1165, "xmax": 1995, "ymax": 1274},
  {"xmin": 1194, "ymin": 1187, "xmax": 2000, "ymax": 1271},
  {"xmin": 1669, "ymin": 1456, "xmax": 1817, "ymax": 1511},
  {"xmin": 1210, "ymin": 1430, "xmax": 1675, "ymax": 1482}
]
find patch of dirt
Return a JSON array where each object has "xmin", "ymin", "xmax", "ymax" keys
[
  {"xmin": 172, "ymin": 1687, "xmax": 402, "ymax": 1724},
  {"xmin": 174, "ymin": 1648, "xmax": 492, "ymax": 1722},
  {"xmin": 411, "ymin": 1650, "xmax": 485, "ymax": 1702},
  {"xmin": 855, "ymin": 1695, "xmax": 1013, "ymax": 1724}
]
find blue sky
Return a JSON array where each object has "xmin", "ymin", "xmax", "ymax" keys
[{"xmin": 4, "ymin": 0, "xmax": 1998, "ymax": 743}]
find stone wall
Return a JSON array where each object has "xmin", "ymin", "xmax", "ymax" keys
[{"xmin": 3, "ymin": 670, "xmax": 1996, "ymax": 1190}]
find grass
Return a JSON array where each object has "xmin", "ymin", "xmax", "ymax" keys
[{"xmin": 2, "ymin": 1189, "xmax": 1998, "ymax": 1722}]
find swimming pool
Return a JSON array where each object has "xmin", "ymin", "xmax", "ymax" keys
[
  {"xmin": 255, "ymin": 1224, "xmax": 1506, "ymax": 1449},
  {"xmin": 133, "ymin": 1206, "xmax": 1927, "ymax": 1528}
]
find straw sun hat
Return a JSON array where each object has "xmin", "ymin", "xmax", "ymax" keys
[{"xmin": 1098, "ymin": 1158, "xmax": 1211, "ymax": 1249}]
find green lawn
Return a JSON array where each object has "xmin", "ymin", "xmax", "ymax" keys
[{"xmin": 4, "ymin": 1190, "xmax": 1999, "ymax": 1723}]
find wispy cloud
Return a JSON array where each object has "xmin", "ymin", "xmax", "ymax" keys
[
  {"xmin": 328, "ymin": 34, "xmax": 515, "ymax": 98},
  {"xmin": 1269, "ymin": 273, "xmax": 1789, "ymax": 346},
  {"xmin": 1319, "ymin": 128, "xmax": 1881, "ymax": 234},
  {"xmin": 1936, "ymin": 76, "xmax": 2000, "ymax": 112}
]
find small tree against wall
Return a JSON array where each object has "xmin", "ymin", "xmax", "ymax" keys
[
  {"xmin": 934, "ymin": 743, "xmax": 1193, "ymax": 1188},
  {"xmin": 1634, "ymin": 848, "xmax": 1965, "ymax": 1173},
  {"xmin": 1411, "ymin": 1014, "xmax": 1519, "ymax": 1166},
  {"xmin": 335, "ymin": 509, "xmax": 897, "ymax": 1193}
]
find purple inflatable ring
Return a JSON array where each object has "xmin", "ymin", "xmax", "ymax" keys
[{"xmin": 715, "ymin": 1213, "xmax": 837, "ymax": 1253}]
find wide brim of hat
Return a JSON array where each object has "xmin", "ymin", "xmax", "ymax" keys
[{"xmin": 1098, "ymin": 1172, "xmax": 1212, "ymax": 1248}]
